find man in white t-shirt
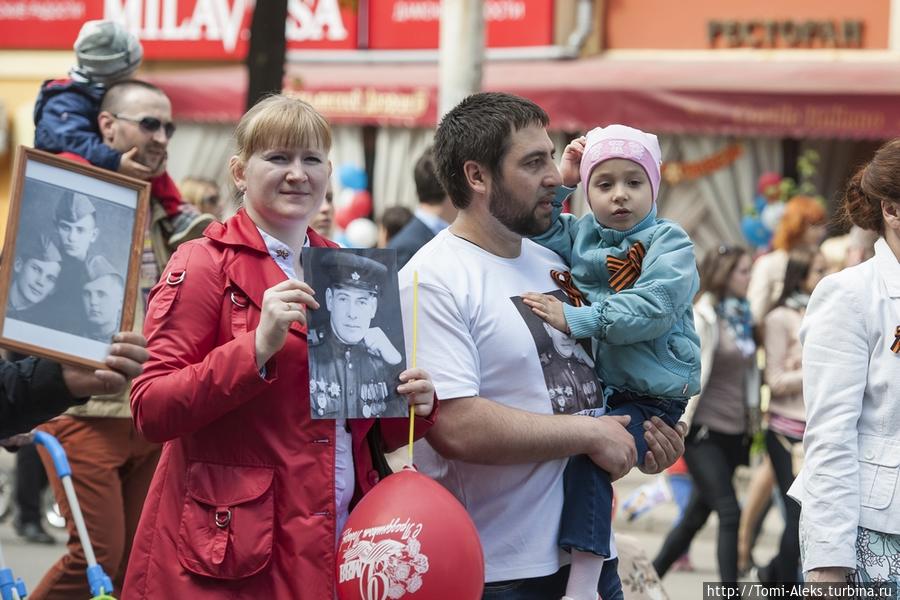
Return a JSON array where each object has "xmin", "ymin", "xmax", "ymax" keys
[{"xmin": 400, "ymin": 92, "xmax": 686, "ymax": 599}]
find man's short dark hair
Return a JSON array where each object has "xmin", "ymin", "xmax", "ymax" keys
[
  {"xmin": 413, "ymin": 146, "xmax": 446, "ymax": 206},
  {"xmin": 434, "ymin": 92, "xmax": 549, "ymax": 209},
  {"xmin": 100, "ymin": 79, "xmax": 167, "ymax": 114},
  {"xmin": 381, "ymin": 206, "xmax": 413, "ymax": 243}
]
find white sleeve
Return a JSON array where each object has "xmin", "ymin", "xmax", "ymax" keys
[
  {"xmin": 400, "ymin": 279, "xmax": 480, "ymax": 401},
  {"xmin": 796, "ymin": 274, "xmax": 867, "ymax": 571}
]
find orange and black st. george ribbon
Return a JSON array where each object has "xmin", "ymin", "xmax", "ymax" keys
[
  {"xmin": 892, "ymin": 325, "xmax": 900, "ymax": 354},
  {"xmin": 550, "ymin": 270, "xmax": 586, "ymax": 307},
  {"xmin": 607, "ymin": 241, "xmax": 646, "ymax": 293}
]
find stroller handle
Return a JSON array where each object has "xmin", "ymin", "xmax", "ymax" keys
[{"xmin": 33, "ymin": 431, "xmax": 72, "ymax": 478}]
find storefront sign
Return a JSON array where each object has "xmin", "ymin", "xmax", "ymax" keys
[
  {"xmin": 0, "ymin": 0, "xmax": 357, "ymax": 58},
  {"xmin": 604, "ymin": 0, "xmax": 888, "ymax": 50},
  {"xmin": 367, "ymin": 0, "xmax": 553, "ymax": 49},
  {"xmin": 708, "ymin": 20, "xmax": 863, "ymax": 48},
  {"xmin": 286, "ymin": 86, "xmax": 436, "ymax": 126}
]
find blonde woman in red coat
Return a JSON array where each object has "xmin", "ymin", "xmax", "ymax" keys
[{"xmin": 122, "ymin": 95, "xmax": 438, "ymax": 598}]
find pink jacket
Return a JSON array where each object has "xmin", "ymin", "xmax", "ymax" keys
[{"xmin": 123, "ymin": 209, "xmax": 436, "ymax": 598}]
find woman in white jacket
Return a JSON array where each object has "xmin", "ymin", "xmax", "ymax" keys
[{"xmin": 789, "ymin": 139, "xmax": 900, "ymax": 586}]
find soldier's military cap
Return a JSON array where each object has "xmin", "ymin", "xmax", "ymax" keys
[
  {"xmin": 85, "ymin": 254, "xmax": 123, "ymax": 284},
  {"xmin": 322, "ymin": 251, "xmax": 387, "ymax": 294},
  {"xmin": 19, "ymin": 234, "xmax": 62, "ymax": 263},
  {"xmin": 56, "ymin": 193, "xmax": 96, "ymax": 224}
]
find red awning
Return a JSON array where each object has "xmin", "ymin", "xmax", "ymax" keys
[{"xmin": 148, "ymin": 56, "xmax": 900, "ymax": 139}]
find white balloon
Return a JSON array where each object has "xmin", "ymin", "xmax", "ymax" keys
[
  {"xmin": 344, "ymin": 218, "xmax": 379, "ymax": 248},
  {"xmin": 335, "ymin": 188, "xmax": 356, "ymax": 210},
  {"xmin": 761, "ymin": 202, "xmax": 786, "ymax": 232}
]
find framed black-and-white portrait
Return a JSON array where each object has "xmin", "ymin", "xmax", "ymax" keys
[
  {"xmin": 303, "ymin": 247, "xmax": 407, "ymax": 420},
  {"xmin": 0, "ymin": 147, "xmax": 149, "ymax": 369}
]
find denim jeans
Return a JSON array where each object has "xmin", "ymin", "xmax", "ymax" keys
[
  {"xmin": 481, "ymin": 559, "xmax": 623, "ymax": 600},
  {"xmin": 559, "ymin": 392, "xmax": 686, "ymax": 557}
]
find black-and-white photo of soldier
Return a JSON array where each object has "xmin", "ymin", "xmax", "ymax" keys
[
  {"xmin": 33, "ymin": 192, "xmax": 100, "ymax": 333},
  {"xmin": 6, "ymin": 234, "xmax": 62, "ymax": 323},
  {"xmin": 512, "ymin": 290, "xmax": 602, "ymax": 415},
  {"xmin": 306, "ymin": 249, "xmax": 407, "ymax": 419},
  {"xmin": 80, "ymin": 255, "xmax": 125, "ymax": 343},
  {"xmin": 539, "ymin": 320, "xmax": 600, "ymax": 414}
]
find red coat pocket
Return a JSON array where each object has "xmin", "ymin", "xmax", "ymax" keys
[{"xmin": 176, "ymin": 462, "xmax": 275, "ymax": 580}]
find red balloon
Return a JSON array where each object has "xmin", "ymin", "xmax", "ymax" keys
[
  {"xmin": 336, "ymin": 468, "xmax": 484, "ymax": 600},
  {"xmin": 350, "ymin": 190, "xmax": 373, "ymax": 219},
  {"xmin": 335, "ymin": 205, "xmax": 357, "ymax": 229}
]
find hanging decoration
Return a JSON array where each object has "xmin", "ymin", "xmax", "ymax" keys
[{"xmin": 661, "ymin": 143, "xmax": 744, "ymax": 185}]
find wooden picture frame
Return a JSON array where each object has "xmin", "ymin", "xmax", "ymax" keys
[{"xmin": 0, "ymin": 147, "xmax": 150, "ymax": 370}]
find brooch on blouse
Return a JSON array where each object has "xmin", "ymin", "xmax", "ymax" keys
[
  {"xmin": 892, "ymin": 325, "xmax": 900, "ymax": 354},
  {"xmin": 275, "ymin": 248, "xmax": 290, "ymax": 259}
]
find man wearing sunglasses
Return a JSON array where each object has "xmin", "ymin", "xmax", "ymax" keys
[
  {"xmin": 29, "ymin": 79, "xmax": 182, "ymax": 599},
  {"xmin": 34, "ymin": 21, "xmax": 212, "ymax": 255}
]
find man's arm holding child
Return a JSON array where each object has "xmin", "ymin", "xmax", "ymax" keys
[{"xmin": 427, "ymin": 396, "xmax": 684, "ymax": 479}]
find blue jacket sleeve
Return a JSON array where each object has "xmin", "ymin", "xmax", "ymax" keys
[
  {"xmin": 564, "ymin": 224, "xmax": 699, "ymax": 344},
  {"xmin": 530, "ymin": 185, "xmax": 579, "ymax": 265},
  {"xmin": 34, "ymin": 93, "xmax": 121, "ymax": 171}
]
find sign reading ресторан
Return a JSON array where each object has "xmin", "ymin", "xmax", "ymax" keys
[
  {"xmin": 0, "ymin": 0, "xmax": 554, "ymax": 59},
  {"xmin": 708, "ymin": 19, "xmax": 864, "ymax": 49}
]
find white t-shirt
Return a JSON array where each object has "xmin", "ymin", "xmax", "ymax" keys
[{"xmin": 399, "ymin": 229, "xmax": 614, "ymax": 583}]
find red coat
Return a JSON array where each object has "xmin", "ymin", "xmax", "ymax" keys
[{"xmin": 123, "ymin": 209, "xmax": 436, "ymax": 598}]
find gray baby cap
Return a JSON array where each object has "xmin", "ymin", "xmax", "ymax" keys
[{"xmin": 73, "ymin": 20, "xmax": 143, "ymax": 85}]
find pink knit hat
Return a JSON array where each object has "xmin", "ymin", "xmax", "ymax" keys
[{"xmin": 580, "ymin": 125, "xmax": 662, "ymax": 201}]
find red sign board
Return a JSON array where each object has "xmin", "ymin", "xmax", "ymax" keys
[
  {"xmin": 367, "ymin": 0, "xmax": 554, "ymax": 49},
  {"xmin": 0, "ymin": 0, "xmax": 357, "ymax": 59}
]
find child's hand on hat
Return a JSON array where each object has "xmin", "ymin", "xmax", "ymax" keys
[
  {"xmin": 521, "ymin": 292, "xmax": 570, "ymax": 335},
  {"xmin": 559, "ymin": 136, "xmax": 586, "ymax": 188},
  {"xmin": 397, "ymin": 368, "xmax": 435, "ymax": 417}
]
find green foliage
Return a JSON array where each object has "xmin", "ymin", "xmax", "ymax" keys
[{"xmin": 772, "ymin": 150, "xmax": 825, "ymax": 204}]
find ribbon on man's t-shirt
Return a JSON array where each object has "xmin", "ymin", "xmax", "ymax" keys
[{"xmin": 550, "ymin": 270, "xmax": 586, "ymax": 307}]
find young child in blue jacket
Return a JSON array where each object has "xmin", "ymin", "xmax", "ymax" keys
[
  {"xmin": 523, "ymin": 124, "xmax": 701, "ymax": 600},
  {"xmin": 33, "ymin": 20, "xmax": 212, "ymax": 244}
]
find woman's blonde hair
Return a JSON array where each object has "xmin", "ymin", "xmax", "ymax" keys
[
  {"xmin": 233, "ymin": 94, "xmax": 332, "ymax": 164},
  {"xmin": 771, "ymin": 196, "xmax": 826, "ymax": 251},
  {"xmin": 179, "ymin": 176, "xmax": 217, "ymax": 207}
]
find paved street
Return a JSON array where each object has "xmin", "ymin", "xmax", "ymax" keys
[{"xmin": 0, "ymin": 466, "xmax": 780, "ymax": 598}]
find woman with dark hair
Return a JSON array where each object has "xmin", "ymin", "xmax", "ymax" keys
[
  {"xmin": 755, "ymin": 250, "xmax": 828, "ymax": 585},
  {"xmin": 653, "ymin": 245, "xmax": 758, "ymax": 585},
  {"xmin": 789, "ymin": 139, "xmax": 900, "ymax": 586}
]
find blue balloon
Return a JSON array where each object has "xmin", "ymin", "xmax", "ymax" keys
[
  {"xmin": 741, "ymin": 215, "xmax": 771, "ymax": 248},
  {"xmin": 338, "ymin": 164, "xmax": 368, "ymax": 190},
  {"xmin": 753, "ymin": 194, "xmax": 767, "ymax": 216}
]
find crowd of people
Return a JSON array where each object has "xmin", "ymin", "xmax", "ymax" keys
[{"xmin": 1, "ymin": 18, "xmax": 897, "ymax": 600}]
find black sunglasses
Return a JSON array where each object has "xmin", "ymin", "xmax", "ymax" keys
[{"xmin": 114, "ymin": 114, "xmax": 176, "ymax": 138}]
